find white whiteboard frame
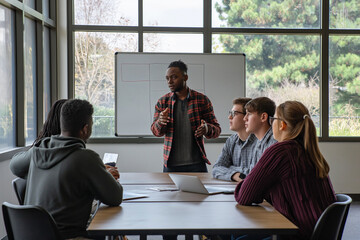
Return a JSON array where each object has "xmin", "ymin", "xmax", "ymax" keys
[{"xmin": 115, "ymin": 53, "xmax": 246, "ymax": 137}]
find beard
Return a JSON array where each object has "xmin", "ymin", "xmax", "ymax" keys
[{"xmin": 171, "ymin": 84, "xmax": 185, "ymax": 93}]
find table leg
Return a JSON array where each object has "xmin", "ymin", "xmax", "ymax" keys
[{"xmin": 185, "ymin": 234, "xmax": 194, "ymax": 240}]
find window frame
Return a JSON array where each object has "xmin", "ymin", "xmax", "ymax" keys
[{"xmin": 68, "ymin": 0, "xmax": 360, "ymax": 142}]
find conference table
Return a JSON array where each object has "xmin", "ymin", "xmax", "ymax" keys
[{"xmin": 87, "ymin": 172, "xmax": 298, "ymax": 239}]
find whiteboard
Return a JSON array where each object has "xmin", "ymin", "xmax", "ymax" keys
[{"xmin": 115, "ymin": 53, "xmax": 245, "ymax": 136}]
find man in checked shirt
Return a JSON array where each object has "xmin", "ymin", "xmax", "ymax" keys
[{"xmin": 151, "ymin": 60, "xmax": 221, "ymax": 173}]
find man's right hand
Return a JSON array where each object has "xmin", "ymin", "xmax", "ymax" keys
[
  {"xmin": 158, "ymin": 107, "xmax": 170, "ymax": 126},
  {"xmin": 231, "ymin": 172, "xmax": 243, "ymax": 182}
]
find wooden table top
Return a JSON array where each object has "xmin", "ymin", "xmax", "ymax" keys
[
  {"xmin": 88, "ymin": 201, "xmax": 298, "ymax": 236},
  {"xmin": 122, "ymin": 184, "xmax": 237, "ymax": 202},
  {"xmin": 118, "ymin": 172, "xmax": 237, "ymax": 185},
  {"xmin": 88, "ymin": 172, "xmax": 298, "ymax": 237}
]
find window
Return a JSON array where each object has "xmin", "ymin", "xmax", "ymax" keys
[
  {"xmin": 330, "ymin": 0, "xmax": 360, "ymax": 29},
  {"xmin": 0, "ymin": 0, "xmax": 57, "ymax": 156},
  {"xmin": 212, "ymin": 0, "xmax": 320, "ymax": 29},
  {"xmin": 43, "ymin": 0, "xmax": 50, "ymax": 18},
  {"xmin": 23, "ymin": 0, "xmax": 36, "ymax": 9},
  {"xmin": 143, "ymin": 33, "xmax": 203, "ymax": 53},
  {"xmin": 143, "ymin": 0, "xmax": 203, "ymax": 27},
  {"xmin": 213, "ymin": 34, "xmax": 321, "ymax": 131},
  {"xmin": 44, "ymin": 27, "xmax": 51, "ymax": 117},
  {"xmin": 24, "ymin": 18, "xmax": 37, "ymax": 145},
  {"xmin": 329, "ymin": 35, "xmax": 360, "ymax": 136},
  {"xmin": 74, "ymin": 0, "xmax": 138, "ymax": 26},
  {"xmin": 74, "ymin": 32, "xmax": 138, "ymax": 137},
  {"xmin": 70, "ymin": 0, "xmax": 360, "ymax": 140},
  {"xmin": 0, "ymin": 5, "xmax": 15, "ymax": 152}
]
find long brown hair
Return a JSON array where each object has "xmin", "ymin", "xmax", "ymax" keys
[
  {"xmin": 33, "ymin": 99, "xmax": 67, "ymax": 145},
  {"xmin": 276, "ymin": 101, "xmax": 329, "ymax": 178}
]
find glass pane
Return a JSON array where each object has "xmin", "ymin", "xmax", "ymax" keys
[
  {"xmin": 43, "ymin": 27, "xmax": 51, "ymax": 117},
  {"xmin": 0, "ymin": 6, "xmax": 15, "ymax": 151},
  {"xmin": 74, "ymin": 0, "xmax": 138, "ymax": 26},
  {"xmin": 143, "ymin": 33, "xmax": 203, "ymax": 53},
  {"xmin": 213, "ymin": 34, "xmax": 321, "ymax": 133},
  {"xmin": 24, "ymin": 18, "xmax": 37, "ymax": 144},
  {"xmin": 329, "ymin": 36, "xmax": 360, "ymax": 136},
  {"xmin": 212, "ymin": 0, "xmax": 320, "ymax": 29},
  {"xmin": 23, "ymin": 0, "xmax": 36, "ymax": 9},
  {"xmin": 74, "ymin": 32, "xmax": 138, "ymax": 137},
  {"xmin": 330, "ymin": 0, "xmax": 360, "ymax": 29},
  {"xmin": 143, "ymin": 0, "xmax": 202, "ymax": 27},
  {"xmin": 43, "ymin": 0, "xmax": 50, "ymax": 18}
]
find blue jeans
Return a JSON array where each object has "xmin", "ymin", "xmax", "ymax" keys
[{"xmin": 163, "ymin": 162, "xmax": 208, "ymax": 173}]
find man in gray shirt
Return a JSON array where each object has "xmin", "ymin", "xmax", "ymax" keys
[{"xmin": 212, "ymin": 98, "xmax": 257, "ymax": 182}]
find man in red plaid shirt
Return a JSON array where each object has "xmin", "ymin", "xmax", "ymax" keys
[{"xmin": 151, "ymin": 60, "xmax": 221, "ymax": 173}]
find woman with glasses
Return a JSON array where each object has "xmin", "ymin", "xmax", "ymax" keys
[{"xmin": 234, "ymin": 100, "xmax": 336, "ymax": 240}]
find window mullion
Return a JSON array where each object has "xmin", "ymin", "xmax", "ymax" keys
[
  {"xmin": 320, "ymin": 0, "xmax": 330, "ymax": 140},
  {"xmin": 15, "ymin": 10, "xmax": 25, "ymax": 147}
]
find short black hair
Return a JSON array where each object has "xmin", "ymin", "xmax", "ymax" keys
[
  {"xmin": 60, "ymin": 99, "xmax": 94, "ymax": 136},
  {"xmin": 168, "ymin": 60, "xmax": 188, "ymax": 75}
]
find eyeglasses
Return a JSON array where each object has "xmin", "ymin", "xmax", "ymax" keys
[
  {"xmin": 269, "ymin": 116, "xmax": 286, "ymax": 126},
  {"xmin": 229, "ymin": 110, "xmax": 246, "ymax": 118}
]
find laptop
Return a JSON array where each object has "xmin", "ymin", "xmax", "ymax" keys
[{"xmin": 168, "ymin": 174, "xmax": 235, "ymax": 195}]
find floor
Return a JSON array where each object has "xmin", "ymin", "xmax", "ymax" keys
[
  {"xmin": 342, "ymin": 201, "xmax": 360, "ymax": 240},
  {"xmin": 125, "ymin": 201, "xmax": 360, "ymax": 240}
]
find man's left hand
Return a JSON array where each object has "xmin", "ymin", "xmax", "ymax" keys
[
  {"xmin": 195, "ymin": 120, "xmax": 207, "ymax": 137},
  {"xmin": 105, "ymin": 165, "xmax": 120, "ymax": 180}
]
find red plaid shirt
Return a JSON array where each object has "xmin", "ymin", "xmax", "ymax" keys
[{"xmin": 151, "ymin": 88, "xmax": 221, "ymax": 167}]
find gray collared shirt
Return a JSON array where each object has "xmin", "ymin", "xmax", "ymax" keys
[
  {"xmin": 251, "ymin": 127, "xmax": 278, "ymax": 171},
  {"xmin": 212, "ymin": 133, "xmax": 258, "ymax": 181},
  {"xmin": 212, "ymin": 127, "xmax": 277, "ymax": 181}
]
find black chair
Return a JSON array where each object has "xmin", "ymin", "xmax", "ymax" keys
[
  {"xmin": 12, "ymin": 178, "xmax": 27, "ymax": 205},
  {"xmin": 310, "ymin": 194, "xmax": 352, "ymax": 240},
  {"xmin": 2, "ymin": 202, "xmax": 63, "ymax": 240}
]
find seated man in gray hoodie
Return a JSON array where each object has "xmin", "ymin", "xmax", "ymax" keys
[{"xmin": 10, "ymin": 99, "xmax": 123, "ymax": 239}]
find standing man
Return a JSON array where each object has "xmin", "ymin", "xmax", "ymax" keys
[
  {"xmin": 151, "ymin": 60, "xmax": 221, "ymax": 172},
  {"xmin": 243, "ymin": 97, "xmax": 277, "ymax": 164},
  {"xmin": 212, "ymin": 98, "xmax": 258, "ymax": 182},
  {"xmin": 10, "ymin": 99, "xmax": 123, "ymax": 239}
]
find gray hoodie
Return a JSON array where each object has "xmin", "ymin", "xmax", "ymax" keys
[{"xmin": 10, "ymin": 135, "xmax": 123, "ymax": 239}]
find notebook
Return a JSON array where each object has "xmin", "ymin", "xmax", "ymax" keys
[
  {"xmin": 123, "ymin": 192, "xmax": 148, "ymax": 200},
  {"xmin": 168, "ymin": 174, "xmax": 235, "ymax": 195}
]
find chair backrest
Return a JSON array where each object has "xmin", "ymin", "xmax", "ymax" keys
[
  {"xmin": 2, "ymin": 202, "xmax": 63, "ymax": 240},
  {"xmin": 12, "ymin": 178, "xmax": 27, "ymax": 205},
  {"xmin": 310, "ymin": 194, "xmax": 352, "ymax": 240}
]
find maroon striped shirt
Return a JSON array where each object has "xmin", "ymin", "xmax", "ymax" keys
[
  {"xmin": 235, "ymin": 140, "xmax": 336, "ymax": 239},
  {"xmin": 151, "ymin": 88, "xmax": 221, "ymax": 167}
]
